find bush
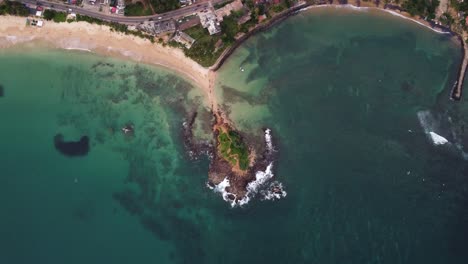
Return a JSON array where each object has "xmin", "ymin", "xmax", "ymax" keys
[
  {"xmin": 125, "ymin": 2, "xmax": 152, "ymax": 16},
  {"xmin": 220, "ymin": 15, "xmax": 239, "ymax": 43},
  {"xmin": 149, "ymin": 0, "xmax": 180, "ymax": 13},
  {"xmin": 217, "ymin": 130, "xmax": 250, "ymax": 171},
  {"xmin": 43, "ymin": 9, "xmax": 67, "ymax": 23},
  {"xmin": 0, "ymin": 1, "xmax": 29, "ymax": 16},
  {"xmin": 402, "ymin": 0, "xmax": 439, "ymax": 19}
]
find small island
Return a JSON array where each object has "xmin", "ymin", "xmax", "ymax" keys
[{"xmin": 208, "ymin": 113, "xmax": 255, "ymax": 201}]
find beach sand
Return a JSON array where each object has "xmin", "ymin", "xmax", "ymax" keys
[{"xmin": 0, "ymin": 15, "xmax": 218, "ymax": 111}]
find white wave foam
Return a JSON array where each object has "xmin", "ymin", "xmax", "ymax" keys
[
  {"xmin": 237, "ymin": 162, "xmax": 275, "ymax": 206},
  {"xmin": 6, "ymin": 35, "xmax": 17, "ymax": 42},
  {"xmin": 209, "ymin": 162, "xmax": 279, "ymax": 208},
  {"xmin": 429, "ymin": 132, "xmax": 449, "ymax": 145},
  {"xmin": 299, "ymin": 4, "xmax": 370, "ymax": 12},
  {"xmin": 208, "ymin": 178, "xmax": 238, "ymax": 207},
  {"xmin": 417, "ymin": 110, "xmax": 451, "ymax": 146},
  {"xmin": 261, "ymin": 181, "xmax": 287, "ymax": 201},
  {"xmin": 265, "ymin": 128, "xmax": 274, "ymax": 152},
  {"xmin": 417, "ymin": 110, "xmax": 435, "ymax": 134},
  {"xmin": 65, "ymin": 47, "xmax": 91, "ymax": 52},
  {"xmin": 3, "ymin": 35, "xmax": 35, "ymax": 45}
]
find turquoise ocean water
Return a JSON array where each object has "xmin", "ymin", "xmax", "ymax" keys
[{"xmin": 2, "ymin": 7, "xmax": 468, "ymax": 264}]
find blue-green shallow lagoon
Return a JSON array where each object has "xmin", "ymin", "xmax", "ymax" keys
[{"xmin": 1, "ymin": 7, "xmax": 468, "ymax": 264}]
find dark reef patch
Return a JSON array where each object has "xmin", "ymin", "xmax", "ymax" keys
[
  {"xmin": 0, "ymin": 84, "xmax": 4, "ymax": 97},
  {"xmin": 53, "ymin": 134, "xmax": 90, "ymax": 157},
  {"xmin": 113, "ymin": 190, "xmax": 144, "ymax": 216}
]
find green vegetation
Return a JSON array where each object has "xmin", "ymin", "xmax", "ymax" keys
[
  {"xmin": 41, "ymin": 11, "xmax": 154, "ymax": 42},
  {"xmin": 76, "ymin": 14, "xmax": 105, "ymax": 24},
  {"xmin": 183, "ymin": 25, "xmax": 224, "ymax": 67},
  {"xmin": 149, "ymin": 0, "xmax": 180, "ymax": 13},
  {"xmin": 0, "ymin": 1, "xmax": 29, "ymax": 16},
  {"xmin": 184, "ymin": 10, "xmax": 247, "ymax": 66},
  {"xmin": 125, "ymin": 2, "xmax": 152, "ymax": 16},
  {"xmin": 221, "ymin": 15, "xmax": 239, "ymax": 43},
  {"xmin": 43, "ymin": 9, "xmax": 67, "ymax": 22},
  {"xmin": 182, "ymin": 11, "xmax": 248, "ymax": 66},
  {"xmin": 76, "ymin": 14, "xmax": 153, "ymax": 42},
  {"xmin": 218, "ymin": 130, "xmax": 250, "ymax": 170},
  {"xmin": 401, "ymin": 0, "xmax": 439, "ymax": 19},
  {"xmin": 214, "ymin": 0, "xmax": 234, "ymax": 9},
  {"xmin": 270, "ymin": 2, "xmax": 287, "ymax": 13},
  {"xmin": 439, "ymin": 12, "xmax": 455, "ymax": 26}
]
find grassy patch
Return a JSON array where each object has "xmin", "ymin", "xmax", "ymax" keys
[
  {"xmin": 214, "ymin": 0, "xmax": 233, "ymax": 9},
  {"xmin": 125, "ymin": 2, "xmax": 152, "ymax": 16},
  {"xmin": 183, "ymin": 25, "xmax": 225, "ymax": 67},
  {"xmin": 149, "ymin": 0, "xmax": 180, "ymax": 13},
  {"xmin": 218, "ymin": 130, "xmax": 250, "ymax": 170}
]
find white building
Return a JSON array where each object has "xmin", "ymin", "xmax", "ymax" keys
[{"xmin": 198, "ymin": 10, "xmax": 221, "ymax": 35}]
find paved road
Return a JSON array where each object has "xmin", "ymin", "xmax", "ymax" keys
[{"xmin": 15, "ymin": 0, "xmax": 227, "ymax": 24}]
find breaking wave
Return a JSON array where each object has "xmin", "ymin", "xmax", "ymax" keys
[
  {"xmin": 260, "ymin": 181, "xmax": 287, "ymax": 201},
  {"xmin": 237, "ymin": 162, "xmax": 275, "ymax": 206},
  {"xmin": 417, "ymin": 110, "xmax": 468, "ymax": 160},
  {"xmin": 429, "ymin": 132, "xmax": 449, "ymax": 145},
  {"xmin": 207, "ymin": 178, "xmax": 238, "ymax": 207},
  {"xmin": 417, "ymin": 110, "xmax": 451, "ymax": 146}
]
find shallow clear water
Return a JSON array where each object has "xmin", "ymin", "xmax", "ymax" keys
[{"xmin": 1, "ymin": 7, "xmax": 468, "ymax": 264}]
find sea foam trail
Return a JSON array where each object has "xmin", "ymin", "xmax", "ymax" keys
[
  {"xmin": 417, "ymin": 110, "xmax": 451, "ymax": 146},
  {"xmin": 265, "ymin": 128, "xmax": 274, "ymax": 152}
]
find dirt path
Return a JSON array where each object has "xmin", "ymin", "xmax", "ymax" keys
[{"xmin": 436, "ymin": 0, "xmax": 449, "ymax": 19}]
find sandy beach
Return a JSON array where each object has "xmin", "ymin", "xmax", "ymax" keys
[
  {"xmin": 0, "ymin": 3, "xmax": 461, "ymax": 109},
  {"xmin": 0, "ymin": 15, "xmax": 217, "ymax": 111}
]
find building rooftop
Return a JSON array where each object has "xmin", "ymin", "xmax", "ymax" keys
[
  {"xmin": 138, "ymin": 20, "xmax": 177, "ymax": 35},
  {"xmin": 199, "ymin": 10, "xmax": 221, "ymax": 35}
]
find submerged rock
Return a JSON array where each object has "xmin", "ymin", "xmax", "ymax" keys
[
  {"xmin": 0, "ymin": 84, "xmax": 4, "ymax": 97},
  {"xmin": 54, "ymin": 134, "xmax": 90, "ymax": 157}
]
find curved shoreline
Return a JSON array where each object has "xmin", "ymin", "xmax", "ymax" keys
[
  {"xmin": 0, "ymin": 15, "xmax": 217, "ymax": 110},
  {"xmin": 210, "ymin": 3, "xmax": 466, "ymax": 101},
  {"xmin": 1, "ymin": 3, "xmax": 464, "ymax": 103}
]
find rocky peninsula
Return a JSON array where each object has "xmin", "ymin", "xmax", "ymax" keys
[{"xmin": 1, "ymin": 0, "xmax": 465, "ymax": 206}]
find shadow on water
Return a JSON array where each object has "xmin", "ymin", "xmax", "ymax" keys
[{"xmin": 53, "ymin": 134, "xmax": 90, "ymax": 157}]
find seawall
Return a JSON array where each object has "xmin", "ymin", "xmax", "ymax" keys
[
  {"xmin": 451, "ymin": 34, "xmax": 467, "ymax": 101},
  {"xmin": 210, "ymin": 2, "xmax": 311, "ymax": 71}
]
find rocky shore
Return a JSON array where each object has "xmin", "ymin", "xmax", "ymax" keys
[{"xmin": 183, "ymin": 108, "xmax": 283, "ymax": 206}]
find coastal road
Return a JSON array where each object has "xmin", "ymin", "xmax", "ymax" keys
[{"xmin": 15, "ymin": 0, "xmax": 228, "ymax": 24}]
